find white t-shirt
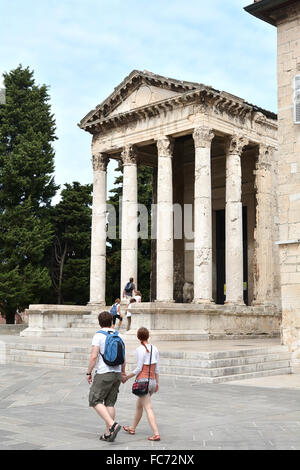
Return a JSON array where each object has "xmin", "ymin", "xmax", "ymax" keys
[
  {"xmin": 132, "ymin": 344, "xmax": 159, "ymax": 376},
  {"xmin": 133, "ymin": 295, "xmax": 141, "ymax": 303},
  {"xmin": 92, "ymin": 328, "xmax": 124, "ymax": 374}
]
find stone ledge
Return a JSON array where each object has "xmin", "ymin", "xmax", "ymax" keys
[
  {"xmin": 26, "ymin": 304, "xmax": 92, "ymax": 315},
  {"xmin": 131, "ymin": 302, "xmax": 282, "ymax": 317},
  {"xmin": 0, "ymin": 325, "xmax": 27, "ymax": 335}
]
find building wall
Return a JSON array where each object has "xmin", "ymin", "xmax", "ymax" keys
[{"xmin": 277, "ymin": 4, "xmax": 300, "ymax": 361}]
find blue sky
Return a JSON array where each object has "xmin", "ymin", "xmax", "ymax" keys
[{"xmin": 0, "ymin": 0, "xmax": 277, "ymax": 201}]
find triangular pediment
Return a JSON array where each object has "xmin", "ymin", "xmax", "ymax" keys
[
  {"xmin": 79, "ymin": 70, "xmax": 200, "ymax": 130},
  {"xmin": 109, "ymin": 83, "xmax": 180, "ymax": 117},
  {"xmin": 79, "ymin": 69, "xmax": 278, "ymax": 133}
]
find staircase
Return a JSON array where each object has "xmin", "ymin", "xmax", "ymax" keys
[{"xmin": 2, "ymin": 337, "xmax": 292, "ymax": 384}]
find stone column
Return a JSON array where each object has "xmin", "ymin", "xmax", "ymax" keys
[
  {"xmin": 90, "ymin": 152, "xmax": 109, "ymax": 305},
  {"xmin": 225, "ymin": 135, "xmax": 248, "ymax": 305},
  {"xmin": 150, "ymin": 168, "xmax": 158, "ymax": 302},
  {"xmin": 193, "ymin": 127, "xmax": 215, "ymax": 303},
  {"xmin": 253, "ymin": 144, "xmax": 274, "ymax": 305},
  {"xmin": 120, "ymin": 144, "xmax": 138, "ymax": 299},
  {"xmin": 156, "ymin": 136, "xmax": 174, "ymax": 302}
]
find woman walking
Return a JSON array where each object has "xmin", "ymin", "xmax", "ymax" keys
[{"xmin": 122, "ymin": 327, "xmax": 160, "ymax": 441}]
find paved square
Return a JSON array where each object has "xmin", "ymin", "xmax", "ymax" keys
[{"xmin": 0, "ymin": 363, "xmax": 299, "ymax": 450}]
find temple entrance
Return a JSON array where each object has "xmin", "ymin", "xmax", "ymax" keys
[{"xmin": 216, "ymin": 207, "xmax": 248, "ymax": 305}]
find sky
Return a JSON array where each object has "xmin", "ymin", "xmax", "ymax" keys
[{"xmin": 0, "ymin": 0, "xmax": 277, "ymax": 202}]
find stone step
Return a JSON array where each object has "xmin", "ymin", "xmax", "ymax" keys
[
  {"xmin": 5, "ymin": 346, "xmax": 290, "ymax": 367},
  {"xmin": 62, "ymin": 329, "xmax": 211, "ymax": 341},
  {"xmin": 6, "ymin": 339, "xmax": 288, "ymax": 358},
  {"xmin": 157, "ymin": 359, "xmax": 291, "ymax": 377},
  {"xmin": 157, "ymin": 352, "xmax": 291, "ymax": 368},
  {"xmin": 4, "ymin": 340, "xmax": 291, "ymax": 381},
  {"xmin": 61, "ymin": 327, "xmax": 280, "ymax": 342},
  {"xmin": 161, "ymin": 367, "xmax": 293, "ymax": 384},
  {"xmin": 159, "ymin": 345, "xmax": 289, "ymax": 360},
  {"xmin": 4, "ymin": 352, "xmax": 292, "ymax": 383}
]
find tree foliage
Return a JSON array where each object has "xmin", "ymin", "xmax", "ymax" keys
[
  {"xmin": 0, "ymin": 65, "xmax": 58, "ymax": 322},
  {"xmin": 47, "ymin": 182, "xmax": 92, "ymax": 305}
]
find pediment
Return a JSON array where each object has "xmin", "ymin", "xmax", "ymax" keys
[
  {"xmin": 79, "ymin": 69, "xmax": 277, "ymax": 133},
  {"xmin": 79, "ymin": 70, "xmax": 200, "ymax": 130},
  {"xmin": 109, "ymin": 84, "xmax": 180, "ymax": 117}
]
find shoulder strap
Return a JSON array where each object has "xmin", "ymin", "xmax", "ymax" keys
[
  {"xmin": 97, "ymin": 330, "xmax": 114, "ymax": 336},
  {"xmin": 97, "ymin": 330, "xmax": 108, "ymax": 336},
  {"xmin": 148, "ymin": 345, "xmax": 153, "ymax": 382}
]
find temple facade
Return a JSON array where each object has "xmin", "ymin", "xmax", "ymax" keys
[{"xmin": 79, "ymin": 70, "xmax": 280, "ymax": 314}]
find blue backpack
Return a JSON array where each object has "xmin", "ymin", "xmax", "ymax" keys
[
  {"xmin": 110, "ymin": 304, "xmax": 118, "ymax": 316},
  {"xmin": 97, "ymin": 330, "xmax": 125, "ymax": 366},
  {"xmin": 125, "ymin": 282, "xmax": 133, "ymax": 293}
]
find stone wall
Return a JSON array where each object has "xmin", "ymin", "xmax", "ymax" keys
[
  {"xmin": 0, "ymin": 325, "xmax": 27, "ymax": 335},
  {"xmin": 130, "ymin": 302, "xmax": 281, "ymax": 337},
  {"xmin": 277, "ymin": 4, "xmax": 300, "ymax": 362}
]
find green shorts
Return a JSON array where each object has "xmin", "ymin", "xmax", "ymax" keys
[{"xmin": 89, "ymin": 372, "xmax": 122, "ymax": 408}]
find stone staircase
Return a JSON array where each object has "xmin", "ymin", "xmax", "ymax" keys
[{"xmin": 2, "ymin": 337, "xmax": 292, "ymax": 383}]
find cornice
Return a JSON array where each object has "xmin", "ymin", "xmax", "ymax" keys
[{"xmin": 80, "ymin": 87, "xmax": 277, "ymax": 136}]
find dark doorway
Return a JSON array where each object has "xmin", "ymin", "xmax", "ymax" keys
[{"xmin": 216, "ymin": 207, "xmax": 248, "ymax": 305}]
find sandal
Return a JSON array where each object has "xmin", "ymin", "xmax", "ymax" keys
[
  {"xmin": 123, "ymin": 425, "xmax": 135, "ymax": 435},
  {"xmin": 99, "ymin": 433, "xmax": 110, "ymax": 441},
  {"xmin": 107, "ymin": 422, "xmax": 121, "ymax": 442},
  {"xmin": 148, "ymin": 434, "xmax": 161, "ymax": 441}
]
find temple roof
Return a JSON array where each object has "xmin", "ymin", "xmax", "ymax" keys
[{"xmin": 79, "ymin": 69, "xmax": 277, "ymax": 134}]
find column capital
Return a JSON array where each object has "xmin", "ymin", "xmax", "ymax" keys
[
  {"xmin": 92, "ymin": 152, "xmax": 109, "ymax": 171},
  {"xmin": 157, "ymin": 136, "xmax": 174, "ymax": 157},
  {"xmin": 121, "ymin": 144, "xmax": 138, "ymax": 166},
  {"xmin": 193, "ymin": 127, "xmax": 214, "ymax": 148},
  {"xmin": 226, "ymin": 135, "xmax": 249, "ymax": 156}
]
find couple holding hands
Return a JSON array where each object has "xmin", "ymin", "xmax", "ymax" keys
[{"xmin": 87, "ymin": 311, "xmax": 160, "ymax": 443}]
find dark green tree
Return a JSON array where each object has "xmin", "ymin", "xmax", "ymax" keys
[
  {"xmin": 0, "ymin": 65, "xmax": 58, "ymax": 322},
  {"xmin": 105, "ymin": 164, "xmax": 153, "ymax": 305},
  {"xmin": 48, "ymin": 182, "xmax": 92, "ymax": 305}
]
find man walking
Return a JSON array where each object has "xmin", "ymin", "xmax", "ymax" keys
[
  {"xmin": 122, "ymin": 277, "xmax": 136, "ymax": 300},
  {"xmin": 86, "ymin": 311, "xmax": 126, "ymax": 442}
]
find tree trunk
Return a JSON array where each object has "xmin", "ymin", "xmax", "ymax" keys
[{"xmin": 57, "ymin": 242, "xmax": 67, "ymax": 304}]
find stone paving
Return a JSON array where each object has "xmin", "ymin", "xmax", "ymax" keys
[{"xmin": 0, "ymin": 363, "xmax": 300, "ymax": 450}]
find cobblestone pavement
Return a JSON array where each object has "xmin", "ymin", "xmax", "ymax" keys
[{"xmin": 0, "ymin": 364, "xmax": 300, "ymax": 450}]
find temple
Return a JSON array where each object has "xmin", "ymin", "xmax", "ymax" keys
[{"xmin": 79, "ymin": 70, "xmax": 279, "ymax": 315}]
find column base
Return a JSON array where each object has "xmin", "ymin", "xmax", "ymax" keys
[
  {"xmin": 252, "ymin": 300, "xmax": 275, "ymax": 307},
  {"xmin": 88, "ymin": 301, "xmax": 106, "ymax": 309},
  {"xmin": 193, "ymin": 298, "xmax": 215, "ymax": 304},
  {"xmin": 224, "ymin": 301, "xmax": 245, "ymax": 307}
]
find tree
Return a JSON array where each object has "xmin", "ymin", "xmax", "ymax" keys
[
  {"xmin": 0, "ymin": 65, "xmax": 58, "ymax": 322},
  {"xmin": 106, "ymin": 164, "xmax": 153, "ymax": 305},
  {"xmin": 48, "ymin": 182, "xmax": 92, "ymax": 305}
]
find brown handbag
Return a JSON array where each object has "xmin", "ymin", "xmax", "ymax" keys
[{"xmin": 132, "ymin": 345, "xmax": 153, "ymax": 396}]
